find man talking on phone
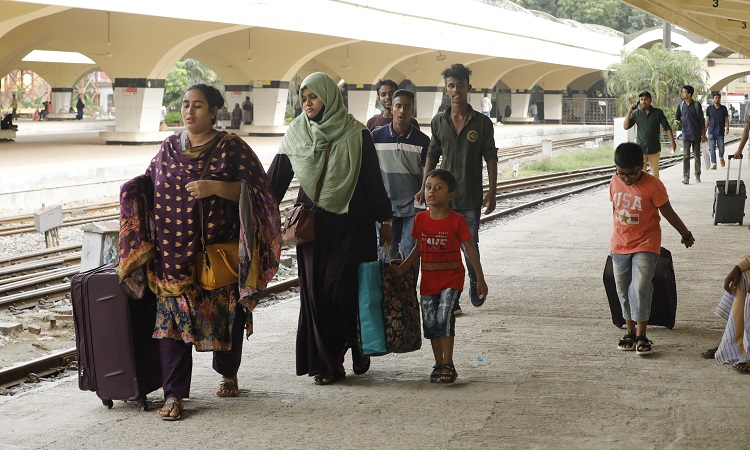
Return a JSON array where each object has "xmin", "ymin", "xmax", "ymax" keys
[{"xmin": 623, "ymin": 91, "xmax": 676, "ymax": 179}]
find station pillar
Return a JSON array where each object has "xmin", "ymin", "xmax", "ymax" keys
[
  {"xmin": 225, "ymin": 84, "xmax": 252, "ymax": 118},
  {"xmin": 243, "ymin": 81, "xmax": 288, "ymax": 136},
  {"xmin": 100, "ymin": 78, "xmax": 173, "ymax": 144},
  {"xmin": 346, "ymin": 83, "xmax": 376, "ymax": 125},
  {"xmin": 543, "ymin": 91, "xmax": 563, "ymax": 124},
  {"xmin": 510, "ymin": 90, "xmax": 531, "ymax": 118},
  {"xmin": 496, "ymin": 89, "xmax": 511, "ymax": 122},
  {"xmin": 416, "ymin": 86, "xmax": 443, "ymax": 124},
  {"xmin": 47, "ymin": 88, "xmax": 75, "ymax": 120}
]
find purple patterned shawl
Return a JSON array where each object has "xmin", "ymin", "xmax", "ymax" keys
[{"xmin": 119, "ymin": 132, "xmax": 281, "ymax": 309}]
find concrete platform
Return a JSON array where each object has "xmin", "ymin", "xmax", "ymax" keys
[{"xmin": 0, "ymin": 132, "xmax": 749, "ymax": 447}]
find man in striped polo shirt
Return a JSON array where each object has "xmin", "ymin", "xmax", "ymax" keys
[{"xmin": 372, "ymin": 89, "xmax": 429, "ymax": 270}]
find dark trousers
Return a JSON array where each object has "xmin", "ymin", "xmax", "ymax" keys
[
  {"xmin": 683, "ymin": 139, "xmax": 702, "ymax": 180},
  {"xmin": 159, "ymin": 306, "xmax": 247, "ymax": 399}
]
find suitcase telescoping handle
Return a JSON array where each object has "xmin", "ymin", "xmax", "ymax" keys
[{"xmin": 726, "ymin": 155, "xmax": 742, "ymax": 195}]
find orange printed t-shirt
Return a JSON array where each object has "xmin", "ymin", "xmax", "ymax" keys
[
  {"xmin": 411, "ymin": 210, "xmax": 472, "ymax": 295},
  {"xmin": 609, "ymin": 172, "xmax": 668, "ymax": 255}
]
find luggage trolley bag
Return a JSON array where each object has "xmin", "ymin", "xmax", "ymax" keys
[
  {"xmin": 602, "ymin": 247, "xmax": 677, "ymax": 329},
  {"xmin": 72, "ymin": 263, "xmax": 162, "ymax": 410},
  {"xmin": 713, "ymin": 155, "xmax": 746, "ymax": 225}
]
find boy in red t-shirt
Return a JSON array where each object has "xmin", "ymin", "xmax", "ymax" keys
[
  {"xmin": 394, "ymin": 169, "xmax": 487, "ymax": 383},
  {"xmin": 610, "ymin": 143, "xmax": 694, "ymax": 355}
]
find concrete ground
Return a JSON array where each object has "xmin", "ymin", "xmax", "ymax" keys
[{"xmin": 1, "ymin": 125, "xmax": 748, "ymax": 449}]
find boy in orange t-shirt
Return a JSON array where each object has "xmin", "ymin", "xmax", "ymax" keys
[
  {"xmin": 610, "ymin": 142, "xmax": 694, "ymax": 355},
  {"xmin": 394, "ymin": 169, "xmax": 487, "ymax": 383}
]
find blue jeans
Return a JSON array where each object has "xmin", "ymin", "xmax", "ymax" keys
[
  {"xmin": 455, "ymin": 209, "xmax": 480, "ymax": 292},
  {"xmin": 420, "ymin": 288, "xmax": 460, "ymax": 338},
  {"xmin": 708, "ymin": 134, "xmax": 725, "ymax": 164},
  {"xmin": 611, "ymin": 252, "xmax": 659, "ymax": 322}
]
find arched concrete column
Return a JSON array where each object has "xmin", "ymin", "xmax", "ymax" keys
[
  {"xmin": 415, "ymin": 86, "xmax": 443, "ymax": 123},
  {"xmin": 244, "ymin": 81, "xmax": 289, "ymax": 135},
  {"xmin": 543, "ymin": 90, "xmax": 564, "ymax": 123},
  {"xmin": 346, "ymin": 83, "xmax": 376, "ymax": 124},
  {"xmin": 47, "ymin": 87, "xmax": 75, "ymax": 119},
  {"xmin": 510, "ymin": 90, "xmax": 531, "ymax": 120},
  {"xmin": 99, "ymin": 78, "xmax": 171, "ymax": 144}
]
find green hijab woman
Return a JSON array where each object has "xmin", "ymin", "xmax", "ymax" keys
[{"xmin": 279, "ymin": 72, "xmax": 366, "ymax": 214}]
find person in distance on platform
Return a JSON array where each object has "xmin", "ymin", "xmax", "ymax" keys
[
  {"xmin": 481, "ymin": 93, "xmax": 492, "ymax": 118},
  {"xmin": 674, "ymin": 85, "xmax": 707, "ymax": 184},
  {"xmin": 416, "ymin": 63, "xmax": 497, "ymax": 314},
  {"xmin": 366, "ymin": 79, "xmax": 419, "ymax": 131},
  {"xmin": 267, "ymin": 72, "xmax": 393, "ymax": 385},
  {"xmin": 371, "ymin": 89, "xmax": 429, "ymax": 270},
  {"xmin": 623, "ymin": 91, "xmax": 676, "ymax": 179},
  {"xmin": 231, "ymin": 102, "xmax": 242, "ymax": 129},
  {"xmin": 76, "ymin": 97, "xmax": 85, "ymax": 120},
  {"xmin": 118, "ymin": 83, "xmax": 281, "ymax": 420},
  {"xmin": 705, "ymin": 93, "xmax": 730, "ymax": 170},
  {"xmin": 241, "ymin": 96, "xmax": 253, "ymax": 126},
  {"xmin": 610, "ymin": 142, "xmax": 694, "ymax": 355},
  {"xmin": 393, "ymin": 169, "xmax": 487, "ymax": 383}
]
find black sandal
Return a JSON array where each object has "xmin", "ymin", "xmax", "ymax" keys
[
  {"xmin": 314, "ymin": 371, "xmax": 346, "ymax": 385},
  {"xmin": 701, "ymin": 347, "xmax": 718, "ymax": 359},
  {"xmin": 429, "ymin": 364, "xmax": 443, "ymax": 383},
  {"xmin": 617, "ymin": 331, "xmax": 636, "ymax": 351},
  {"xmin": 438, "ymin": 364, "xmax": 458, "ymax": 383},
  {"xmin": 635, "ymin": 334, "xmax": 653, "ymax": 355}
]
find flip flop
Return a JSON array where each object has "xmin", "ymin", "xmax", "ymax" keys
[
  {"xmin": 158, "ymin": 398, "xmax": 182, "ymax": 421},
  {"xmin": 701, "ymin": 347, "xmax": 718, "ymax": 359},
  {"xmin": 732, "ymin": 361, "xmax": 750, "ymax": 373}
]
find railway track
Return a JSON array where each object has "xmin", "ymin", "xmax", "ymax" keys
[{"xmin": 0, "ymin": 136, "xmax": 607, "ymax": 236}]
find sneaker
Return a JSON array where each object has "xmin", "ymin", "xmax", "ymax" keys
[
  {"xmin": 721, "ymin": 158, "xmax": 726, "ymax": 167},
  {"xmin": 711, "ymin": 164, "xmax": 717, "ymax": 170},
  {"xmin": 469, "ymin": 281, "xmax": 484, "ymax": 307},
  {"xmin": 682, "ymin": 178, "xmax": 689, "ymax": 185},
  {"xmin": 696, "ymin": 176, "xmax": 701, "ymax": 183}
]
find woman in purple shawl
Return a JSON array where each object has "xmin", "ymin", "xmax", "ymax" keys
[{"xmin": 119, "ymin": 83, "xmax": 280, "ymax": 420}]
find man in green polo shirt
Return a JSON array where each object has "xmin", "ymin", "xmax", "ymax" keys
[
  {"xmin": 623, "ymin": 91, "xmax": 676, "ymax": 179},
  {"xmin": 416, "ymin": 63, "xmax": 498, "ymax": 313}
]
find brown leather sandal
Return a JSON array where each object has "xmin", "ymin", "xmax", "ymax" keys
[{"xmin": 216, "ymin": 376, "xmax": 239, "ymax": 397}]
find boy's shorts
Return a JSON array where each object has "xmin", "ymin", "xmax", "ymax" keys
[{"xmin": 420, "ymin": 288, "xmax": 460, "ymax": 339}]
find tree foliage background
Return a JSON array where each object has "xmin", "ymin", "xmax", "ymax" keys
[
  {"xmin": 604, "ymin": 45, "xmax": 708, "ymax": 116},
  {"xmin": 163, "ymin": 59, "xmax": 224, "ymax": 110},
  {"xmin": 493, "ymin": 0, "xmax": 658, "ymax": 34}
]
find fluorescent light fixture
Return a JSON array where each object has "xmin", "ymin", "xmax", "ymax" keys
[{"xmin": 22, "ymin": 50, "xmax": 95, "ymax": 64}]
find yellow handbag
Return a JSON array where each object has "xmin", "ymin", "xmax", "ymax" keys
[
  {"xmin": 197, "ymin": 239, "xmax": 239, "ymax": 290},
  {"xmin": 193, "ymin": 137, "xmax": 240, "ymax": 290}
]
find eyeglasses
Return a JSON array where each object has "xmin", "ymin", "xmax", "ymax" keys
[{"xmin": 616, "ymin": 170, "xmax": 640, "ymax": 179}]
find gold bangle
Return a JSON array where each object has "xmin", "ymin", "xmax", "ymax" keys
[{"xmin": 381, "ymin": 220, "xmax": 391, "ymax": 226}]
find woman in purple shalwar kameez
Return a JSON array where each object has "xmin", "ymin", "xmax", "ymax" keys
[
  {"xmin": 119, "ymin": 84, "xmax": 281, "ymax": 420},
  {"xmin": 268, "ymin": 72, "xmax": 393, "ymax": 385}
]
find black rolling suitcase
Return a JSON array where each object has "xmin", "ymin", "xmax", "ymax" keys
[
  {"xmin": 602, "ymin": 247, "xmax": 677, "ymax": 329},
  {"xmin": 71, "ymin": 263, "xmax": 162, "ymax": 410},
  {"xmin": 713, "ymin": 155, "xmax": 746, "ymax": 225}
]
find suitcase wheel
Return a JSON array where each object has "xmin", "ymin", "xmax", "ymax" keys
[
  {"xmin": 137, "ymin": 396, "xmax": 149, "ymax": 412},
  {"xmin": 102, "ymin": 399, "xmax": 114, "ymax": 409}
]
